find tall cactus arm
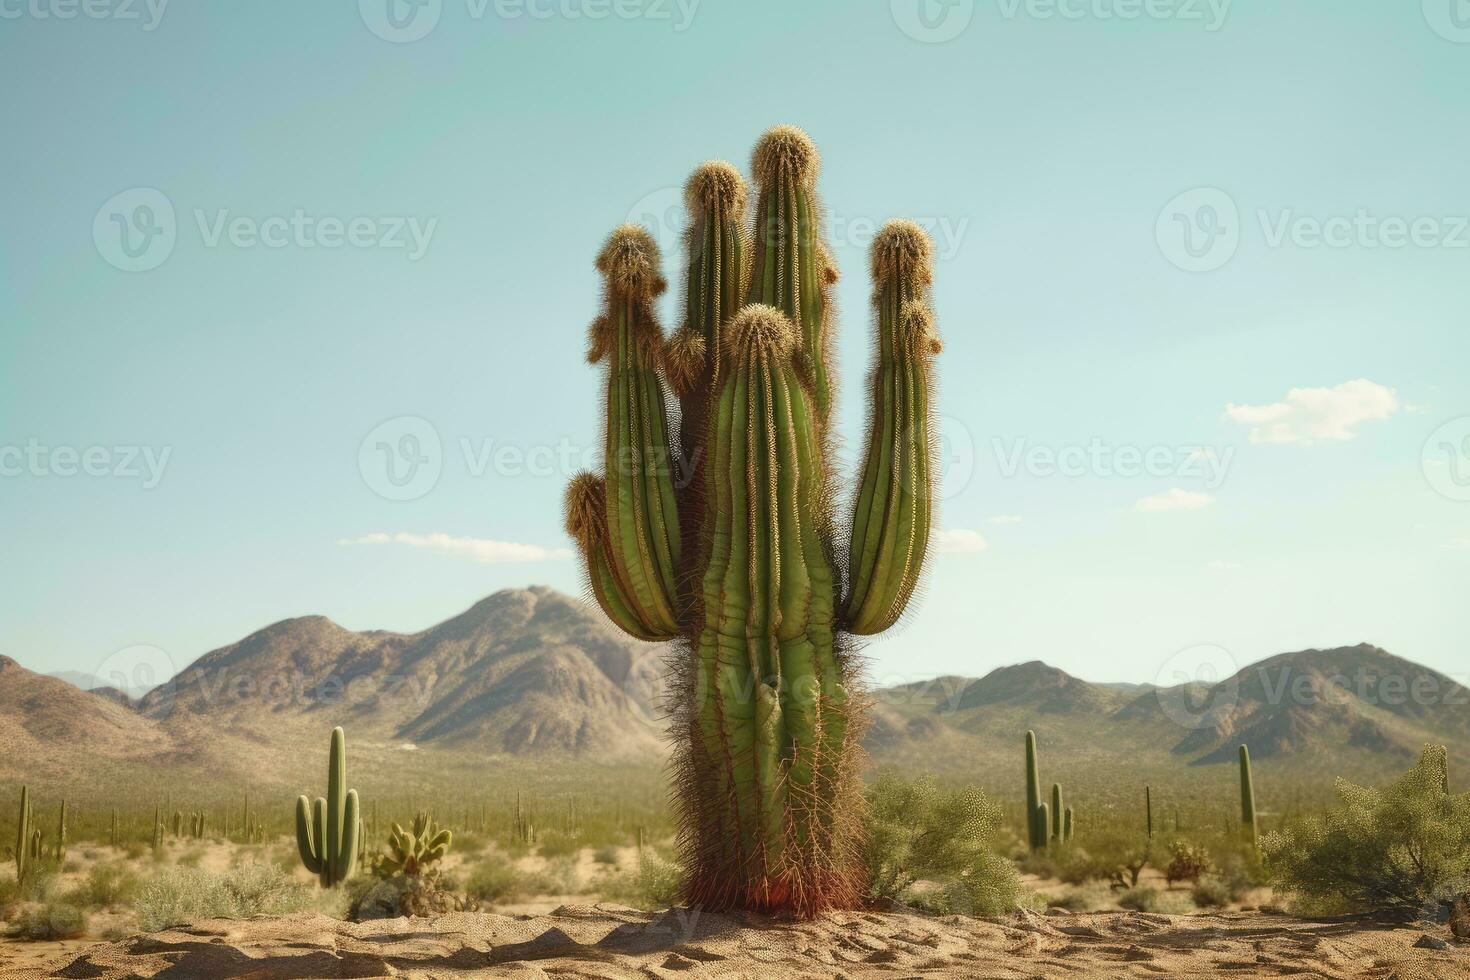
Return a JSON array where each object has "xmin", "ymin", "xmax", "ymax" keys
[
  {"xmin": 843, "ymin": 222, "xmax": 941, "ymax": 635},
  {"xmin": 667, "ymin": 161, "xmax": 748, "ymax": 545},
  {"xmin": 586, "ymin": 226, "xmax": 682, "ymax": 638},
  {"xmin": 565, "ymin": 473, "xmax": 665, "ymax": 641},
  {"xmin": 747, "ymin": 127, "xmax": 837, "ymax": 424},
  {"xmin": 295, "ymin": 795, "xmax": 323, "ymax": 875}
]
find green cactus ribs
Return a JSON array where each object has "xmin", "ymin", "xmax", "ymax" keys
[
  {"xmin": 566, "ymin": 125, "xmax": 942, "ymax": 918},
  {"xmin": 295, "ymin": 727, "xmax": 362, "ymax": 889}
]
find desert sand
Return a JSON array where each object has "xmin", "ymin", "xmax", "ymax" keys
[{"xmin": 1, "ymin": 904, "xmax": 1463, "ymax": 979}]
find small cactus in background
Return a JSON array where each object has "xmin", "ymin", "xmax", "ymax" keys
[
  {"xmin": 1050, "ymin": 784, "xmax": 1065, "ymax": 843},
  {"xmin": 295, "ymin": 726, "xmax": 362, "ymax": 889},
  {"xmin": 12, "ymin": 786, "xmax": 31, "ymax": 883},
  {"xmin": 566, "ymin": 126, "xmax": 941, "ymax": 917},
  {"xmin": 55, "ymin": 800, "xmax": 68, "ymax": 862},
  {"xmin": 1063, "ymin": 806, "xmax": 1075, "ymax": 842},
  {"xmin": 1239, "ymin": 744, "xmax": 1258, "ymax": 848},
  {"xmin": 152, "ymin": 804, "xmax": 164, "ymax": 852},
  {"xmin": 1025, "ymin": 731, "xmax": 1044, "ymax": 850},
  {"xmin": 380, "ymin": 812, "xmax": 452, "ymax": 877},
  {"xmin": 1146, "ymin": 785, "xmax": 1154, "ymax": 839}
]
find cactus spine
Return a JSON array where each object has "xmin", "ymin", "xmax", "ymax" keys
[
  {"xmin": 13, "ymin": 786, "xmax": 31, "ymax": 883},
  {"xmin": 1239, "ymin": 744, "xmax": 1258, "ymax": 848},
  {"xmin": 566, "ymin": 127, "xmax": 941, "ymax": 918},
  {"xmin": 295, "ymin": 726, "xmax": 361, "ymax": 888}
]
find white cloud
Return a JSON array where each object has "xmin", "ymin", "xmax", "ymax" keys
[
  {"xmin": 988, "ymin": 515, "xmax": 1024, "ymax": 525},
  {"xmin": 1135, "ymin": 488, "xmax": 1215, "ymax": 512},
  {"xmin": 937, "ymin": 529, "xmax": 988, "ymax": 553},
  {"xmin": 338, "ymin": 532, "xmax": 572, "ymax": 563},
  {"xmin": 1224, "ymin": 379, "xmax": 1397, "ymax": 445}
]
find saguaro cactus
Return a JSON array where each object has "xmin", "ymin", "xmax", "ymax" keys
[
  {"xmin": 566, "ymin": 126, "xmax": 941, "ymax": 917},
  {"xmin": 13, "ymin": 786, "xmax": 31, "ymax": 883},
  {"xmin": 1238, "ymin": 744, "xmax": 1258, "ymax": 848},
  {"xmin": 295, "ymin": 726, "xmax": 361, "ymax": 888},
  {"xmin": 1146, "ymin": 785, "xmax": 1154, "ymax": 839},
  {"xmin": 55, "ymin": 800, "xmax": 68, "ymax": 862},
  {"xmin": 1025, "ymin": 731, "xmax": 1047, "ymax": 850},
  {"xmin": 1050, "ymin": 784, "xmax": 1065, "ymax": 843}
]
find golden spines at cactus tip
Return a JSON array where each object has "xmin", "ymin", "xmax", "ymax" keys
[
  {"xmin": 898, "ymin": 301, "xmax": 942, "ymax": 358},
  {"xmin": 564, "ymin": 471, "xmax": 606, "ymax": 545},
  {"xmin": 725, "ymin": 304, "xmax": 797, "ymax": 365},
  {"xmin": 752, "ymin": 125, "xmax": 820, "ymax": 189},
  {"xmin": 685, "ymin": 161, "xmax": 747, "ymax": 218},
  {"xmin": 596, "ymin": 224, "xmax": 667, "ymax": 300},
  {"xmin": 661, "ymin": 331, "xmax": 706, "ymax": 399},
  {"xmin": 872, "ymin": 219, "xmax": 934, "ymax": 287}
]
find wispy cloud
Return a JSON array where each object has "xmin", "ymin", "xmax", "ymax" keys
[
  {"xmin": 937, "ymin": 529, "xmax": 988, "ymax": 553},
  {"xmin": 338, "ymin": 532, "xmax": 572, "ymax": 563},
  {"xmin": 1224, "ymin": 378, "xmax": 1397, "ymax": 444},
  {"xmin": 1135, "ymin": 488, "xmax": 1215, "ymax": 512},
  {"xmin": 988, "ymin": 515, "xmax": 1024, "ymax": 525}
]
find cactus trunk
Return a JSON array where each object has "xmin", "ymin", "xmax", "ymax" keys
[
  {"xmin": 568, "ymin": 127, "xmax": 940, "ymax": 918},
  {"xmin": 1025, "ymin": 731, "xmax": 1045, "ymax": 850},
  {"xmin": 13, "ymin": 786, "xmax": 30, "ymax": 883},
  {"xmin": 1239, "ymin": 744, "xmax": 1258, "ymax": 848}
]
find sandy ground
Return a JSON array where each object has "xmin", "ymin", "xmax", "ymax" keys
[{"xmin": 0, "ymin": 904, "xmax": 1463, "ymax": 979}]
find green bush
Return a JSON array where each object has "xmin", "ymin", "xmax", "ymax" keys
[
  {"xmin": 593, "ymin": 845, "xmax": 620, "ymax": 866},
  {"xmin": 1164, "ymin": 840, "xmax": 1212, "ymax": 885},
  {"xmin": 9, "ymin": 901, "xmax": 89, "ymax": 941},
  {"xmin": 465, "ymin": 857, "xmax": 519, "ymax": 904},
  {"xmin": 1261, "ymin": 746, "xmax": 1470, "ymax": 917},
  {"xmin": 1117, "ymin": 886, "xmax": 1161, "ymax": 912},
  {"xmin": 865, "ymin": 774, "xmax": 1027, "ymax": 917},
  {"xmin": 536, "ymin": 831, "xmax": 581, "ymax": 859},
  {"xmin": 599, "ymin": 856, "xmax": 684, "ymax": 911},
  {"xmin": 1191, "ymin": 875, "xmax": 1233, "ymax": 908},
  {"xmin": 135, "ymin": 863, "xmax": 313, "ymax": 932},
  {"xmin": 71, "ymin": 862, "xmax": 141, "ymax": 910}
]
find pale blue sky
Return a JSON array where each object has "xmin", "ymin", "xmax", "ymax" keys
[{"xmin": 2, "ymin": 0, "xmax": 1466, "ymax": 690}]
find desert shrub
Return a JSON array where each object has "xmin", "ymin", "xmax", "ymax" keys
[
  {"xmin": 175, "ymin": 848, "xmax": 205, "ymax": 868},
  {"xmin": 1261, "ymin": 746, "xmax": 1470, "ymax": 917},
  {"xmin": 135, "ymin": 863, "xmax": 312, "ymax": 932},
  {"xmin": 122, "ymin": 842, "xmax": 148, "ymax": 860},
  {"xmin": 599, "ymin": 855, "xmax": 683, "ymax": 911},
  {"xmin": 71, "ymin": 862, "xmax": 142, "ymax": 910},
  {"xmin": 455, "ymin": 832, "xmax": 489, "ymax": 855},
  {"xmin": 1164, "ymin": 840, "xmax": 1212, "ymax": 884},
  {"xmin": 1045, "ymin": 881, "xmax": 1115, "ymax": 913},
  {"xmin": 865, "ymin": 774, "xmax": 1026, "ymax": 917},
  {"xmin": 1191, "ymin": 875, "xmax": 1233, "ymax": 908},
  {"xmin": 1117, "ymin": 886, "xmax": 1161, "ymax": 913},
  {"xmin": 465, "ymin": 856, "xmax": 519, "ymax": 904},
  {"xmin": 536, "ymin": 831, "xmax": 581, "ymax": 859},
  {"xmin": 593, "ymin": 845, "xmax": 620, "ymax": 866},
  {"xmin": 9, "ymin": 900, "xmax": 89, "ymax": 941}
]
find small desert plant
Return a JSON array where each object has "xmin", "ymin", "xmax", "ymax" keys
[
  {"xmin": 1164, "ymin": 840, "xmax": 1213, "ymax": 885},
  {"xmin": 135, "ymin": 863, "xmax": 312, "ymax": 932},
  {"xmin": 72, "ymin": 862, "xmax": 141, "ymax": 910},
  {"xmin": 1191, "ymin": 875, "xmax": 1233, "ymax": 908},
  {"xmin": 865, "ymin": 774, "xmax": 1026, "ymax": 917},
  {"xmin": 464, "ymin": 855, "xmax": 519, "ymax": 904},
  {"xmin": 1262, "ymin": 746, "xmax": 1470, "ymax": 917},
  {"xmin": 1117, "ymin": 886, "xmax": 1161, "ymax": 913},
  {"xmin": 593, "ymin": 845, "xmax": 620, "ymax": 866},
  {"xmin": 535, "ymin": 829, "xmax": 581, "ymax": 860},
  {"xmin": 599, "ymin": 855, "xmax": 684, "ymax": 911},
  {"xmin": 9, "ymin": 900, "xmax": 89, "ymax": 941}
]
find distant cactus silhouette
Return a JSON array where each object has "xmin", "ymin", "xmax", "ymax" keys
[{"xmin": 566, "ymin": 126, "xmax": 940, "ymax": 917}]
